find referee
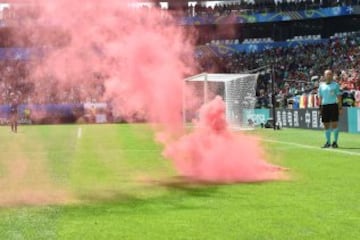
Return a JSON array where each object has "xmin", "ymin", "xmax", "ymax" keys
[{"xmin": 318, "ymin": 70, "xmax": 342, "ymax": 148}]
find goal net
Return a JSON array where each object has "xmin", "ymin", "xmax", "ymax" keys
[{"xmin": 183, "ymin": 73, "xmax": 259, "ymax": 129}]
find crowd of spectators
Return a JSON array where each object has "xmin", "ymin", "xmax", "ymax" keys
[
  {"xmin": 126, "ymin": 0, "xmax": 360, "ymax": 18},
  {"xmin": 2, "ymin": 0, "xmax": 359, "ymax": 24},
  {"xmin": 198, "ymin": 32, "xmax": 360, "ymax": 107},
  {"xmin": 4, "ymin": 0, "xmax": 356, "ymax": 21},
  {"xmin": 188, "ymin": 0, "xmax": 359, "ymax": 16},
  {"xmin": 0, "ymin": 60, "xmax": 104, "ymax": 105},
  {"xmin": 1, "ymin": 32, "xmax": 360, "ymax": 107},
  {"xmin": 1, "ymin": 1, "xmax": 360, "ymax": 108}
]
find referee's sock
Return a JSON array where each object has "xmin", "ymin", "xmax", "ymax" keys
[
  {"xmin": 325, "ymin": 129, "xmax": 331, "ymax": 144},
  {"xmin": 333, "ymin": 128, "xmax": 339, "ymax": 143}
]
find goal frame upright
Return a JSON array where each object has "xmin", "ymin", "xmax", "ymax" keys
[{"xmin": 183, "ymin": 72, "xmax": 259, "ymax": 129}]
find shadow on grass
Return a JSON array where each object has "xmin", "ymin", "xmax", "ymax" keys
[
  {"xmin": 339, "ymin": 147, "xmax": 360, "ymax": 150},
  {"xmin": 64, "ymin": 176, "xmax": 231, "ymax": 213},
  {"xmin": 74, "ymin": 176, "xmax": 220, "ymax": 204},
  {"xmin": 145, "ymin": 175, "xmax": 221, "ymax": 197},
  {"xmin": 71, "ymin": 175, "xmax": 274, "ymax": 210}
]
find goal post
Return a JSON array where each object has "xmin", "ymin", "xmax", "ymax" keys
[{"xmin": 183, "ymin": 72, "xmax": 259, "ymax": 129}]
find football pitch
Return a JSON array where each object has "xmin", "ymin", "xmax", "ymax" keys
[{"xmin": 0, "ymin": 124, "xmax": 359, "ymax": 240}]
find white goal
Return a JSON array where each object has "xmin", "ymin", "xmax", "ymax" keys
[{"xmin": 183, "ymin": 73, "xmax": 259, "ymax": 129}]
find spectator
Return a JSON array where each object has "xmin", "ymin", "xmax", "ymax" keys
[{"xmin": 198, "ymin": 32, "xmax": 360, "ymax": 102}]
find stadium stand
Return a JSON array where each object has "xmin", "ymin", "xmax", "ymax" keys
[
  {"xmin": 0, "ymin": 1, "xmax": 360, "ymax": 108},
  {"xmin": 197, "ymin": 32, "xmax": 360, "ymax": 108},
  {"xmin": 189, "ymin": 0, "xmax": 352, "ymax": 16}
]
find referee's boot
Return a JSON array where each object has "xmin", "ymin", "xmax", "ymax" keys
[
  {"xmin": 332, "ymin": 142, "xmax": 338, "ymax": 148},
  {"xmin": 322, "ymin": 142, "xmax": 331, "ymax": 148}
]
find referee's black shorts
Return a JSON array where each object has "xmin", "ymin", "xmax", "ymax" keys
[{"xmin": 321, "ymin": 103, "xmax": 339, "ymax": 123}]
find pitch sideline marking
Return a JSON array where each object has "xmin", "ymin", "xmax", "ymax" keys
[
  {"xmin": 263, "ymin": 139, "xmax": 360, "ymax": 156},
  {"xmin": 77, "ymin": 127, "xmax": 82, "ymax": 139}
]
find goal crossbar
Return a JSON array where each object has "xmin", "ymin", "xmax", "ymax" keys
[{"xmin": 184, "ymin": 73, "xmax": 255, "ymax": 82}]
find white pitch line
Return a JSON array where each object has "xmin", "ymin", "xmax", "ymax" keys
[
  {"xmin": 77, "ymin": 127, "xmax": 82, "ymax": 139},
  {"xmin": 263, "ymin": 139, "xmax": 360, "ymax": 157},
  {"xmin": 0, "ymin": 149, "xmax": 159, "ymax": 154}
]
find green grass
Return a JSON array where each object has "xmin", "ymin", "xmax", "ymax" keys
[{"xmin": 0, "ymin": 124, "xmax": 359, "ymax": 240}]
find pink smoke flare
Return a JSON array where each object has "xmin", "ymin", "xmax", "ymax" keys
[
  {"xmin": 163, "ymin": 96, "xmax": 285, "ymax": 182},
  {"xmin": 17, "ymin": 0, "xmax": 285, "ymax": 183}
]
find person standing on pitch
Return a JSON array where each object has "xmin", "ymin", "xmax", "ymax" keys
[
  {"xmin": 9, "ymin": 99, "xmax": 18, "ymax": 133},
  {"xmin": 318, "ymin": 70, "xmax": 342, "ymax": 148}
]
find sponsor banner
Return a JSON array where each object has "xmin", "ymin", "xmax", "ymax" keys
[
  {"xmin": 0, "ymin": 48, "xmax": 43, "ymax": 60},
  {"xmin": 243, "ymin": 109, "xmax": 270, "ymax": 126},
  {"xmin": 0, "ymin": 104, "xmax": 84, "ymax": 124},
  {"xmin": 347, "ymin": 107, "xmax": 360, "ymax": 133},
  {"xmin": 202, "ymin": 39, "xmax": 327, "ymax": 55},
  {"xmin": 182, "ymin": 6, "xmax": 354, "ymax": 25},
  {"xmin": 275, "ymin": 108, "xmax": 348, "ymax": 132}
]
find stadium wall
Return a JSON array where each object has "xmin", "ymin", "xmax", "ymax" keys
[
  {"xmin": 246, "ymin": 108, "xmax": 360, "ymax": 133},
  {"xmin": 0, "ymin": 104, "xmax": 84, "ymax": 124},
  {"xmin": 0, "ymin": 104, "xmax": 359, "ymax": 133},
  {"xmin": 275, "ymin": 108, "xmax": 348, "ymax": 132},
  {"xmin": 243, "ymin": 109, "xmax": 270, "ymax": 126},
  {"xmin": 347, "ymin": 108, "xmax": 360, "ymax": 133}
]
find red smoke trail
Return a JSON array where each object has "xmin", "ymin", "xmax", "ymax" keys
[{"xmin": 18, "ymin": 0, "xmax": 284, "ymax": 183}]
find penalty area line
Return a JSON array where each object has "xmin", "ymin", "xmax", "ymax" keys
[{"xmin": 263, "ymin": 139, "xmax": 360, "ymax": 157}]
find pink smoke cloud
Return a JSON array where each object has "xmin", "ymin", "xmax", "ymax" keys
[
  {"xmin": 30, "ymin": 1, "xmax": 195, "ymax": 132},
  {"xmin": 16, "ymin": 0, "xmax": 285, "ymax": 183},
  {"xmin": 163, "ymin": 96, "xmax": 285, "ymax": 183}
]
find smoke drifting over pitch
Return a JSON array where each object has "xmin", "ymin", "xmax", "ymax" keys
[
  {"xmin": 18, "ymin": 0, "xmax": 284, "ymax": 183},
  {"xmin": 164, "ymin": 96, "xmax": 284, "ymax": 182}
]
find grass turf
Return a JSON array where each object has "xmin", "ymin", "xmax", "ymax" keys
[{"xmin": 0, "ymin": 124, "xmax": 359, "ymax": 240}]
